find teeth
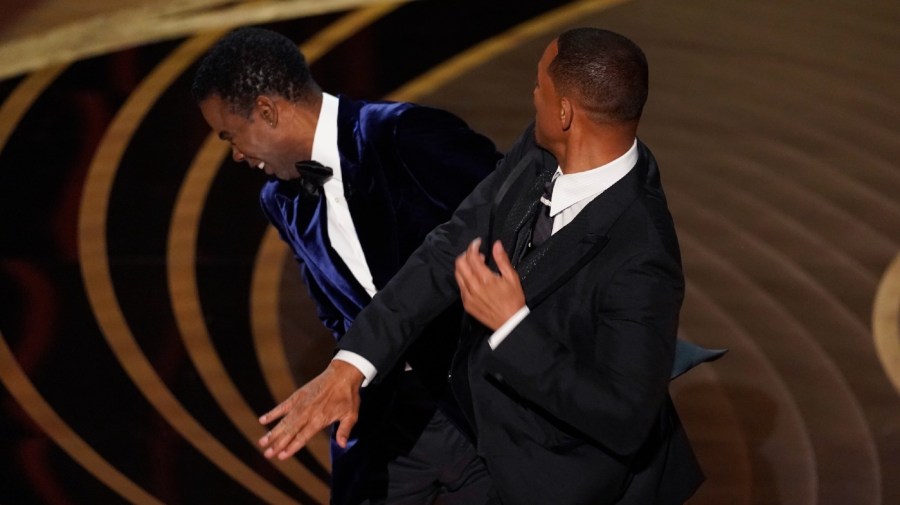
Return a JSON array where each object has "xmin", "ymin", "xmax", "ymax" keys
[{"xmin": 257, "ymin": 162, "xmax": 265, "ymax": 170}]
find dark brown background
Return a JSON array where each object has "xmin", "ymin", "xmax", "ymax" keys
[{"xmin": 1, "ymin": 0, "xmax": 899, "ymax": 503}]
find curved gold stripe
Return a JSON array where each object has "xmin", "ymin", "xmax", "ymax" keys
[
  {"xmin": 170, "ymin": 133, "xmax": 330, "ymax": 500},
  {"xmin": 0, "ymin": 65, "xmax": 165, "ymax": 503},
  {"xmin": 78, "ymin": 32, "xmax": 298, "ymax": 504},
  {"xmin": 0, "ymin": 65, "xmax": 67, "ymax": 153},
  {"xmin": 0, "ymin": 0, "xmax": 413, "ymax": 81},
  {"xmin": 0, "ymin": 332, "xmax": 163, "ymax": 504},
  {"xmin": 251, "ymin": 229, "xmax": 335, "ymax": 467},
  {"xmin": 873, "ymin": 252, "xmax": 900, "ymax": 396},
  {"xmin": 386, "ymin": 0, "xmax": 631, "ymax": 101},
  {"xmin": 252, "ymin": 227, "xmax": 300, "ymax": 402},
  {"xmin": 298, "ymin": 1, "xmax": 404, "ymax": 62}
]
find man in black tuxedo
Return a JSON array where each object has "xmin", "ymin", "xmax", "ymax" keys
[
  {"xmin": 193, "ymin": 27, "xmax": 500, "ymax": 504},
  {"xmin": 258, "ymin": 27, "xmax": 705, "ymax": 504}
]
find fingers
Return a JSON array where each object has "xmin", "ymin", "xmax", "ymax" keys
[
  {"xmin": 279, "ymin": 436, "xmax": 309, "ymax": 460},
  {"xmin": 258, "ymin": 361, "xmax": 364, "ymax": 460},
  {"xmin": 258, "ymin": 388, "xmax": 301, "ymax": 447},
  {"xmin": 457, "ymin": 238, "xmax": 491, "ymax": 276},
  {"xmin": 258, "ymin": 400, "xmax": 288, "ymax": 426},
  {"xmin": 267, "ymin": 405, "xmax": 358, "ymax": 459},
  {"xmin": 456, "ymin": 238, "xmax": 517, "ymax": 297},
  {"xmin": 453, "ymin": 238, "xmax": 526, "ymax": 331},
  {"xmin": 334, "ymin": 412, "xmax": 359, "ymax": 448},
  {"xmin": 271, "ymin": 424, "xmax": 316, "ymax": 460},
  {"xmin": 257, "ymin": 401, "xmax": 291, "ymax": 448},
  {"xmin": 463, "ymin": 238, "xmax": 487, "ymax": 278},
  {"xmin": 492, "ymin": 240, "xmax": 515, "ymax": 278},
  {"xmin": 260, "ymin": 401, "xmax": 327, "ymax": 459},
  {"xmin": 455, "ymin": 239, "xmax": 481, "ymax": 294},
  {"xmin": 259, "ymin": 407, "xmax": 301, "ymax": 455}
]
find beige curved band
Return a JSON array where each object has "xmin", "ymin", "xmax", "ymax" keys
[
  {"xmin": 78, "ymin": 31, "xmax": 300, "ymax": 504},
  {"xmin": 873, "ymin": 252, "xmax": 900, "ymax": 396},
  {"xmin": 0, "ymin": 63, "xmax": 164, "ymax": 504}
]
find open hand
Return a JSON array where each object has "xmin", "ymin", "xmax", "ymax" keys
[
  {"xmin": 258, "ymin": 360, "xmax": 363, "ymax": 460},
  {"xmin": 454, "ymin": 238, "xmax": 526, "ymax": 330}
]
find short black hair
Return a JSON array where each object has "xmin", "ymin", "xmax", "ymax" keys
[
  {"xmin": 549, "ymin": 28, "xmax": 648, "ymax": 124},
  {"xmin": 191, "ymin": 27, "xmax": 320, "ymax": 116}
]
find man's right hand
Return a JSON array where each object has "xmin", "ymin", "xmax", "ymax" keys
[{"xmin": 258, "ymin": 359, "xmax": 364, "ymax": 460}]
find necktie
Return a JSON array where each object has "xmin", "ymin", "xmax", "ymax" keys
[
  {"xmin": 293, "ymin": 160, "xmax": 333, "ymax": 196},
  {"xmin": 531, "ymin": 176, "xmax": 556, "ymax": 247}
]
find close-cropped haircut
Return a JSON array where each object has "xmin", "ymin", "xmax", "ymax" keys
[
  {"xmin": 549, "ymin": 28, "xmax": 649, "ymax": 124},
  {"xmin": 191, "ymin": 27, "xmax": 319, "ymax": 116}
]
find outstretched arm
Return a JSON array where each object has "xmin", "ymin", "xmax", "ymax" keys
[{"xmin": 257, "ymin": 123, "xmax": 539, "ymax": 460}]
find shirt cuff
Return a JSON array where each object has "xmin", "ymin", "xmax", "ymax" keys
[
  {"xmin": 487, "ymin": 306, "xmax": 530, "ymax": 349},
  {"xmin": 332, "ymin": 350, "xmax": 377, "ymax": 387}
]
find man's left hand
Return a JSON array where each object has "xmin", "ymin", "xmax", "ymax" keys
[{"xmin": 455, "ymin": 238, "xmax": 525, "ymax": 330}]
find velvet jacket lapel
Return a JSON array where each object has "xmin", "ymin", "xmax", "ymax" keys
[
  {"xmin": 264, "ymin": 180, "xmax": 371, "ymax": 325},
  {"xmin": 336, "ymin": 97, "xmax": 407, "ymax": 291}
]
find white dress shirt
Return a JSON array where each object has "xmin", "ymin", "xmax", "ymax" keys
[{"xmin": 314, "ymin": 93, "xmax": 378, "ymax": 298}]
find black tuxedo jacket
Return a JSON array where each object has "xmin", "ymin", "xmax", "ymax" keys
[
  {"xmin": 260, "ymin": 96, "xmax": 499, "ymax": 503},
  {"xmin": 341, "ymin": 124, "xmax": 703, "ymax": 504}
]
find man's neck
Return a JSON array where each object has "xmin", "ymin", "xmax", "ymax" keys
[{"xmin": 557, "ymin": 125, "xmax": 637, "ymax": 175}]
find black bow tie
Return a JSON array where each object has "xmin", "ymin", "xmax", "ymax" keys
[{"xmin": 292, "ymin": 160, "xmax": 333, "ymax": 195}]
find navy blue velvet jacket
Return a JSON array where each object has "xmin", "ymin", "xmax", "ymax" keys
[{"xmin": 259, "ymin": 96, "xmax": 499, "ymax": 389}]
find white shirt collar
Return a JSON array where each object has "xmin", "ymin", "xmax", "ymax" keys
[
  {"xmin": 310, "ymin": 92, "xmax": 343, "ymax": 183},
  {"xmin": 548, "ymin": 139, "xmax": 638, "ymax": 217}
]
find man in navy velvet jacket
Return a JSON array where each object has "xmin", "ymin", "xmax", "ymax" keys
[{"xmin": 193, "ymin": 28, "xmax": 500, "ymax": 504}]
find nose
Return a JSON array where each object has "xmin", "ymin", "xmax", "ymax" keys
[{"xmin": 231, "ymin": 146, "xmax": 245, "ymax": 162}]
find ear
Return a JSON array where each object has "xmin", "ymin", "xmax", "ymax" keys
[
  {"xmin": 560, "ymin": 97, "xmax": 573, "ymax": 131},
  {"xmin": 255, "ymin": 95, "xmax": 278, "ymax": 127}
]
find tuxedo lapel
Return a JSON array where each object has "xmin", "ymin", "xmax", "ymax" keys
[
  {"xmin": 517, "ymin": 156, "xmax": 646, "ymax": 308},
  {"xmin": 518, "ymin": 212, "xmax": 608, "ymax": 307},
  {"xmin": 492, "ymin": 150, "xmax": 555, "ymax": 267}
]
